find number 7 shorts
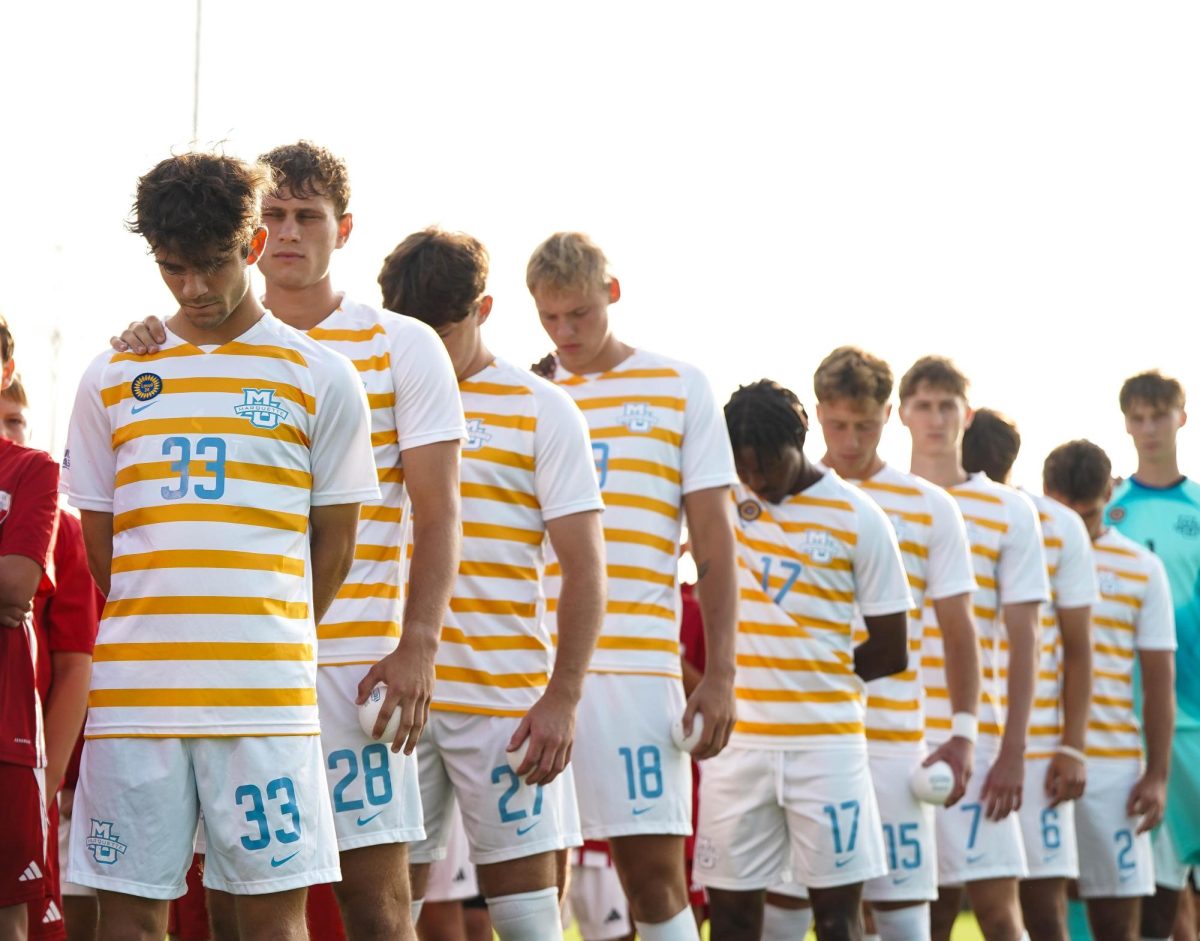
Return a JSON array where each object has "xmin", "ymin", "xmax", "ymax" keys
[
  {"xmin": 66, "ymin": 736, "xmax": 339, "ymax": 899},
  {"xmin": 694, "ymin": 745, "xmax": 887, "ymax": 891}
]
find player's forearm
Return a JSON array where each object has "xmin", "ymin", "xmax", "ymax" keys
[
  {"xmin": 79, "ymin": 511, "xmax": 114, "ymax": 596},
  {"xmin": 933, "ymin": 594, "xmax": 981, "ymax": 716},
  {"xmin": 1056, "ymin": 606, "xmax": 1092, "ymax": 751},
  {"xmin": 854, "ymin": 612, "xmax": 908, "ymax": 681},
  {"xmin": 999, "ymin": 602, "xmax": 1039, "ymax": 752},
  {"xmin": 681, "ymin": 658, "xmax": 704, "ymax": 697},
  {"xmin": 546, "ymin": 569, "xmax": 604, "ymax": 703},
  {"xmin": 685, "ymin": 492, "xmax": 738, "ymax": 681},
  {"xmin": 43, "ymin": 652, "xmax": 92, "ymax": 791},
  {"xmin": 309, "ymin": 504, "xmax": 361, "ymax": 625},
  {"xmin": 0, "ymin": 554, "xmax": 44, "ymax": 615},
  {"xmin": 400, "ymin": 510, "xmax": 460, "ymax": 649},
  {"xmin": 1140, "ymin": 651, "xmax": 1175, "ymax": 780}
]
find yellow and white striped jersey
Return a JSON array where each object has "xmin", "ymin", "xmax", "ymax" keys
[
  {"xmin": 849, "ymin": 465, "xmax": 975, "ymax": 752},
  {"xmin": 921, "ymin": 474, "xmax": 1047, "ymax": 746},
  {"xmin": 62, "ymin": 313, "xmax": 379, "ymax": 738},
  {"xmin": 1024, "ymin": 493, "xmax": 1098, "ymax": 760},
  {"xmin": 432, "ymin": 357, "xmax": 603, "ymax": 716},
  {"xmin": 1086, "ymin": 528, "xmax": 1174, "ymax": 761},
  {"xmin": 547, "ymin": 350, "xmax": 736, "ymax": 677},
  {"xmin": 303, "ymin": 298, "xmax": 464, "ymax": 666},
  {"xmin": 731, "ymin": 472, "xmax": 912, "ymax": 750}
]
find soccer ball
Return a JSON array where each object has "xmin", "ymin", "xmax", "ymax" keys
[
  {"xmin": 357, "ymin": 684, "xmax": 401, "ymax": 743},
  {"xmin": 910, "ymin": 760, "xmax": 955, "ymax": 804},
  {"xmin": 670, "ymin": 713, "xmax": 705, "ymax": 753}
]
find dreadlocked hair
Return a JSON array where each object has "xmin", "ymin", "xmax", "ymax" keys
[{"xmin": 725, "ymin": 379, "xmax": 808, "ymax": 469}]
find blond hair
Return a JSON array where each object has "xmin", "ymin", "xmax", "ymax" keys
[
  {"xmin": 813, "ymin": 346, "xmax": 893, "ymax": 405},
  {"xmin": 898, "ymin": 355, "xmax": 970, "ymax": 402},
  {"xmin": 526, "ymin": 232, "xmax": 611, "ymax": 293}
]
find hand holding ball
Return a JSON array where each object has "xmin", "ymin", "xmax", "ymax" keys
[
  {"xmin": 910, "ymin": 760, "xmax": 955, "ymax": 805},
  {"xmin": 357, "ymin": 684, "xmax": 401, "ymax": 743},
  {"xmin": 506, "ymin": 737, "xmax": 531, "ymax": 774},
  {"xmin": 670, "ymin": 714, "xmax": 705, "ymax": 753}
]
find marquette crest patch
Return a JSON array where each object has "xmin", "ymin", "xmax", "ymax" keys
[
  {"xmin": 234, "ymin": 389, "xmax": 289, "ymax": 429},
  {"xmin": 618, "ymin": 402, "xmax": 658, "ymax": 433},
  {"xmin": 130, "ymin": 373, "xmax": 162, "ymax": 402},
  {"xmin": 465, "ymin": 418, "xmax": 491, "ymax": 451},
  {"xmin": 737, "ymin": 498, "xmax": 762, "ymax": 522},
  {"xmin": 1176, "ymin": 514, "xmax": 1199, "ymax": 538},
  {"xmin": 800, "ymin": 529, "xmax": 839, "ymax": 563},
  {"xmin": 1098, "ymin": 570, "xmax": 1121, "ymax": 595},
  {"xmin": 86, "ymin": 819, "xmax": 127, "ymax": 865}
]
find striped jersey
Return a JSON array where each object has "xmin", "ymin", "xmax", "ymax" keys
[
  {"xmin": 1024, "ymin": 493, "xmax": 1098, "ymax": 760},
  {"xmin": 433, "ymin": 357, "xmax": 603, "ymax": 716},
  {"xmin": 731, "ymin": 471, "xmax": 912, "ymax": 750},
  {"xmin": 1086, "ymin": 528, "xmax": 1174, "ymax": 760},
  {"xmin": 62, "ymin": 313, "xmax": 379, "ymax": 738},
  {"xmin": 849, "ymin": 465, "xmax": 975, "ymax": 751},
  {"xmin": 303, "ymin": 298, "xmax": 464, "ymax": 665},
  {"xmin": 547, "ymin": 349, "xmax": 736, "ymax": 677},
  {"xmin": 921, "ymin": 473, "xmax": 1047, "ymax": 745}
]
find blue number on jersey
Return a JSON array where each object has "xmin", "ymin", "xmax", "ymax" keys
[
  {"xmin": 161, "ymin": 436, "xmax": 227, "ymax": 500},
  {"xmin": 760, "ymin": 556, "xmax": 803, "ymax": 604}
]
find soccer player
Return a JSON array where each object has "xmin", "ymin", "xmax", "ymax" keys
[
  {"xmin": 1106, "ymin": 371, "xmax": 1199, "ymax": 941},
  {"xmin": 962, "ymin": 409, "xmax": 1098, "ymax": 941},
  {"xmin": 693, "ymin": 378, "xmax": 911, "ymax": 941},
  {"xmin": 1041, "ymin": 439, "xmax": 1175, "ymax": 941},
  {"xmin": 378, "ymin": 228, "xmax": 605, "ymax": 941},
  {"xmin": 899, "ymin": 356, "xmax": 1049, "ymax": 941},
  {"xmin": 808, "ymin": 346, "xmax": 982, "ymax": 941},
  {"xmin": 62, "ymin": 153, "xmax": 379, "ymax": 941},
  {"xmin": 112, "ymin": 141, "xmax": 465, "ymax": 941},
  {"xmin": 526, "ymin": 232, "xmax": 738, "ymax": 941},
  {"xmin": 0, "ymin": 314, "xmax": 61, "ymax": 941}
]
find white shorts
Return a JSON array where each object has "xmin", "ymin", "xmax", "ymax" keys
[
  {"xmin": 863, "ymin": 748, "xmax": 939, "ymax": 903},
  {"xmin": 934, "ymin": 745, "xmax": 1028, "ymax": 885},
  {"xmin": 58, "ymin": 803, "xmax": 95, "ymax": 898},
  {"xmin": 566, "ymin": 864, "xmax": 632, "ymax": 941},
  {"xmin": 1016, "ymin": 758, "xmax": 1079, "ymax": 880},
  {"xmin": 694, "ymin": 745, "xmax": 887, "ymax": 891},
  {"xmin": 318, "ymin": 665, "xmax": 424, "ymax": 851},
  {"xmin": 1075, "ymin": 761, "xmax": 1154, "ymax": 898},
  {"xmin": 67, "ymin": 736, "xmax": 339, "ymax": 899},
  {"xmin": 409, "ymin": 710, "xmax": 581, "ymax": 866},
  {"xmin": 572, "ymin": 673, "xmax": 692, "ymax": 840},
  {"xmin": 423, "ymin": 808, "xmax": 479, "ymax": 903},
  {"xmin": 1151, "ymin": 816, "xmax": 1193, "ymax": 892}
]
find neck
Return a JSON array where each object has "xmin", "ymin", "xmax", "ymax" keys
[
  {"xmin": 788, "ymin": 460, "xmax": 825, "ymax": 496},
  {"xmin": 457, "ymin": 341, "xmax": 494, "ymax": 382},
  {"xmin": 821, "ymin": 450, "xmax": 884, "ymax": 481},
  {"xmin": 910, "ymin": 449, "xmax": 968, "ymax": 488},
  {"xmin": 262, "ymin": 276, "xmax": 342, "ymax": 331},
  {"xmin": 559, "ymin": 333, "xmax": 633, "ymax": 375},
  {"xmin": 1134, "ymin": 451, "xmax": 1182, "ymax": 488},
  {"xmin": 169, "ymin": 289, "xmax": 265, "ymax": 346}
]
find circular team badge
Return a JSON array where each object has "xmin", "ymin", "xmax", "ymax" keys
[
  {"xmin": 131, "ymin": 372, "xmax": 163, "ymax": 402},
  {"xmin": 737, "ymin": 498, "xmax": 762, "ymax": 522},
  {"xmin": 1108, "ymin": 506, "xmax": 1126, "ymax": 523}
]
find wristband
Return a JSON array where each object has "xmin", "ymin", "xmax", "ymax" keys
[
  {"xmin": 950, "ymin": 712, "xmax": 978, "ymax": 744},
  {"xmin": 1056, "ymin": 744, "xmax": 1087, "ymax": 764}
]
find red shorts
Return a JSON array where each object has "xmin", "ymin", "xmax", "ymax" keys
[
  {"xmin": 166, "ymin": 856, "xmax": 209, "ymax": 941},
  {"xmin": 29, "ymin": 799, "xmax": 65, "ymax": 941},
  {"xmin": 305, "ymin": 883, "xmax": 346, "ymax": 941},
  {"xmin": 0, "ymin": 763, "xmax": 48, "ymax": 908}
]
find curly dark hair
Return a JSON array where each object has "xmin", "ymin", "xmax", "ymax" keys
[
  {"xmin": 130, "ymin": 153, "xmax": 272, "ymax": 267},
  {"xmin": 725, "ymin": 379, "xmax": 809, "ymax": 469},
  {"xmin": 378, "ymin": 228, "xmax": 489, "ymax": 329},
  {"xmin": 258, "ymin": 141, "xmax": 351, "ymax": 215}
]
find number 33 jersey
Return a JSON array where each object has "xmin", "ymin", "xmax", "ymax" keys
[{"xmin": 62, "ymin": 313, "xmax": 379, "ymax": 739}]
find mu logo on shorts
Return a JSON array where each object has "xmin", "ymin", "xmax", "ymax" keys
[
  {"xmin": 85, "ymin": 819, "xmax": 128, "ymax": 865},
  {"xmin": 234, "ymin": 388, "xmax": 289, "ymax": 429},
  {"xmin": 465, "ymin": 418, "xmax": 492, "ymax": 451},
  {"xmin": 618, "ymin": 403, "xmax": 658, "ymax": 433}
]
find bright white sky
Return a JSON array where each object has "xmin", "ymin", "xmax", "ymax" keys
[{"xmin": 2, "ymin": 2, "xmax": 1197, "ymax": 487}]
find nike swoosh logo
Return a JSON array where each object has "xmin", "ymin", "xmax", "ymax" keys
[
  {"xmin": 516, "ymin": 822, "xmax": 540, "ymax": 836},
  {"xmin": 632, "ymin": 806, "xmax": 653, "ymax": 816},
  {"xmin": 966, "ymin": 853, "xmax": 985, "ymax": 864},
  {"xmin": 270, "ymin": 852, "xmax": 299, "ymax": 868},
  {"xmin": 891, "ymin": 875, "xmax": 912, "ymax": 885},
  {"xmin": 130, "ymin": 402, "xmax": 158, "ymax": 414},
  {"xmin": 356, "ymin": 812, "xmax": 382, "ymax": 827},
  {"xmin": 835, "ymin": 857, "xmax": 854, "ymax": 868},
  {"xmin": 1042, "ymin": 853, "xmax": 1059, "ymax": 863}
]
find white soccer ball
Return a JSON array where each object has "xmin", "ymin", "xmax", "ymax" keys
[
  {"xmin": 506, "ymin": 737, "xmax": 531, "ymax": 774},
  {"xmin": 670, "ymin": 714, "xmax": 705, "ymax": 753},
  {"xmin": 357, "ymin": 684, "xmax": 400, "ymax": 742},
  {"xmin": 910, "ymin": 760, "xmax": 955, "ymax": 805}
]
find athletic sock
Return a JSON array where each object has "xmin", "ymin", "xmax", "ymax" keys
[
  {"xmin": 864, "ymin": 934, "xmax": 883, "ymax": 941},
  {"xmin": 872, "ymin": 904, "xmax": 930, "ymax": 941},
  {"xmin": 410, "ymin": 897, "xmax": 424, "ymax": 925},
  {"xmin": 634, "ymin": 906, "xmax": 701, "ymax": 941},
  {"xmin": 761, "ymin": 902, "xmax": 813, "ymax": 940},
  {"xmin": 487, "ymin": 887, "xmax": 563, "ymax": 941}
]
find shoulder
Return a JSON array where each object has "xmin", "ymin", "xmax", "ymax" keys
[
  {"xmin": 823, "ymin": 472, "xmax": 886, "ymax": 521},
  {"xmin": 631, "ymin": 349, "xmax": 709, "ymax": 392}
]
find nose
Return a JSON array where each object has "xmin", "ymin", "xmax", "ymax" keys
[
  {"xmin": 181, "ymin": 272, "xmax": 209, "ymax": 301},
  {"xmin": 277, "ymin": 214, "xmax": 301, "ymax": 241}
]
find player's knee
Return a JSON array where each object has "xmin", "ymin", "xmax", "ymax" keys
[
  {"xmin": 1140, "ymin": 889, "xmax": 1179, "ymax": 939},
  {"xmin": 335, "ymin": 880, "xmax": 407, "ymax": 939},
  {"xmin": 1021, "ymin": 905, "xmax": 1064, "ymax": 941},
  {"xmin": 971, "ymin": 899, "xmax": 1023, "ymax": 941},
  {"xmin": 812, "ymin": 907, "xmax": 858, "ymax": 941}
]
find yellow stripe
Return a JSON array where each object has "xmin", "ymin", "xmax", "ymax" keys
[
  {"xmin": 115, "ymin": 459, "xmax": 312, "ymax": 491},
  {"xmin": 1101, "ymin": 592, "xmax": 1142, "ymax": 608},
  {"xmin": 866, "ymin": 728, "xmax": 925, "ymax": 742},
  {"xmin": 739, "ymin": 618, "xmax": 848, "ymax": 638},
  {"xmin": 574, "ymin": 394, "xmax": 685, "ymax": 412},
  {"xmin": 103, "ymin": 377, "xmax": 316, "ymax": 413},
  {"xmin": 104, "ymin": 596, "xmax": 308, "ymax": 618},
  {"xmin": 355, "ymin": 544, "xmax": 401, "ymax": 562},
  {"xmin": 336, "ymin": 582, "xmax": 400, "ymax": 600},
  {"xmin": 1087, "ymin": 721, "xmax": 1139, "ymax": 733},
  {"xmin": 308, "ymin": 324, "xmax": 386, "ymax": 342},
  {"xmin": 353, "ymin": 354, "xmax": 391, "ymax": 371},
  {"xmin": 962, "ymin": 514, "xmax": 1007, "ymax": 533},
  {"xmin": 464, "ymin": 412, "xmax": 537, "ymax": 432},
  {"xmin": 736, "ymin": 654, "xmax": 853, "ymax": 675},
  {"xmin": 112, "ymin": 342, "xmax": 307, "ymax": 365},
  {"xmin": 776, "ymin": 521, "xmax": 858, "ymax": 546},
  {"xmin": 362, "ymin": 505, "xmax": 403, "ymax": 523},
  {"xmin": 1095, "ymin": 643, "xmax": 1135, "ymax": 660},
  {"xmin": 1094, "ymin": 616, "xmax": 1134, "ymax": 632},
  {"xmin": 606, "ymin": 601, "xmax": 675, "ymax": 620},
  {"xmin": 949, "ymin": 488, "xmax": 1003, "ymax": 505},
  {"xmin": 560, "ymin": 367, "xmax": 680, "ymax": 384},
  {"xmin": 89, "ymin": 687, "xmax": 315, "ymax": 708},
  {"xmin": 463, "ymin": 521, "xmax": 543, "ymax": 545},
  {"xmin": 440, "ymin": 626, "xmax": 546, "ymax": 651},
  {"xmin": 736, "ymin": 530, "xmax": 806, "ymax": 564},
  {"xmin": 1094, "ymin": 543, "xmax": 1138, "ymax": 559},
  {"xmin": 459, "ymin": 560, "xmax": 538, "ymax": 581},
  {"xmin": 859, "ymin": 480, "xmax": 922, "ymax": 497},
  {"xmin": 114, "ymin": 504, "xmax": 308, "ymax": 535},
  {"xmin": 603, "ymin": 564, "xmax": 675, "ymax": 588},
  {"xmin": 735, "ymin": 720, "xmax": 863, "ymax": 736},
  {"xmin": 604, "ymin": 528, "xmax": 677, "ymax": 555},
  {"xmin": 450, "ymin": 598, "xmax": 537, "ymax": 617},
  {"xmin": 430, "ymin": 701, "xmax": 528, "ymax": 718},
  {"xmin": 735, "ymin": 688, "xmax": 859, "ymax": 703},
  {"xmin": 318, "ymin": 621, "xmax": 399, "ymax": 640},
  {"xmin": 467, "ymin": 446, "xmax": 535, "ymax": 472},
  {"xmin": 367, "ymin": 392, "xmax": 396, "ymax": 410},
  {"xmin": 785, "ymin": 495, "xmax": 853, "ymax": 512},
  {"xmin": 93, "ymin": 642, "xmax": 312, "ymax": 661},
  {"xmin": 459, "ymin": 380, "xmax": 531, "ymax": 397},
  {"xmin": 590, "ymin": 425, "xmax": 682, "ymax": 447},
  {"xmin": 372, "ymin": 429, "xmax": 398, "ymax": 447},
  {"xmin": 434, "ymin": 665, "xmax": 547, "ymax": 688},
  {"xmin": 1086, "ymin": 747, "xmax": 1142, "ymax": 759},
  {"xmin": 111, "ymin": 549, "xmax": 304, "ymax": 576},
  {"xmin": 603, "ymin": 491, "xmax": 680, "ymax": 519},
  {"xmin": 972, "ymin": 545, "xmax": 1000, "ymax": 562},
  {"xmin": 866, "ymin": 696, "xmax": 920, "ymax": 712},
  {"xmin": 377, "ymin": 467, "xmax": 404, "ymax": 484},
  {"xmin": 898, "ymin": 541, "xmax": 929, "ymax": 560},
  {"xmin": 594, "ymin": 636, "xmax": 680, "ymax": 654},
  {"xmin": 461, "ymin": 482, "xmax": 539, "ymax": 508},
  {"xmin": 113, "ymin": 416, "xmax": 309, "ymax": 449},
  {"xmin": 606, "ymin": 458, "xmax": 681, "ymax": 484}
]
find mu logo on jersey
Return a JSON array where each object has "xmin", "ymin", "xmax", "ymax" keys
[
  {"xmin": 234, "ymin": 389, "xmax": 289, "ymax": 429},
  {"xmin": 85, "ymin": 819, "xmax": 127, "ymax": 865},
  {"xmin": 618, "ymin": 403, "xmax": 658, "ymax": 433},
  {"xmin": 799, "ymin": 529, "xmax": 840, "ymax": 563},
  {"xmin": 465, "ymin": 418, "xmax": 492, "ymax": 451},
  {"xmin": 1176, "ymin": 514, "xmax": 1200, "ymax": 538}
]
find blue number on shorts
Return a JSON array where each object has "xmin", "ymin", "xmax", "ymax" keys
[
  {"xmin": 194, "ymin": 436, "xmax": 226, "ymax": 499},
  {"xmin": 161, "ymin": 437, "xmax": 191, "ymax": 500},
  {"xmin": 268, "ymin": 777, "xmax": 301, "ymax": 844},
  {"xmin": 1115, "ymin": 829, "xmax": 1135, "ymax": 871},
  {"xmin": 235, "ymin": 784, "xmax": 271, "ymax": 850},
  {"xmin": 593, "ymin": 443, "xmax": 610, "ymax": 489},
  {"xmin": 362, "ymin": 744, "xmax": 394, "ymax": 806},
  {"xmin": 961, "ymin": 802, "xmax": 983, "ymax": 851},
  {"xmin": 160, "ymin": 436, "xmax": 227, "ymax": 500},
  {"xmin": 1040, "ymin": 807, "xmax": 1062, "ymax": 850},
  {"xmin": 883, "ymin": 822, "xmax": 922, "ymax": 870},
  {"xmin": 491, "ymin": 766, "xmax": 544, "ymax": 823},
  {"xmin": 618, "ymin": 746, "xmax": 664, "ymax": 800},
  {"xmin": 328, "ymin": 749, "xmax": 364, "ymax": 812},
  {"xmin": 823, "ymin": 800, "xmax": 861, "ymax": 855}
]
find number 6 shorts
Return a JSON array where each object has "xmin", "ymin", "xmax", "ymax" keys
[
  {"xmin": 318, "ymin": 664, "xmax": 425, "ymax": 852},
  {"xmin": 694, "ymin": 745, "xmax": 888, "ymax": 891},
  {"xmin": 66, "ymin": 735, "xmax": 339, "ymax": 899}
]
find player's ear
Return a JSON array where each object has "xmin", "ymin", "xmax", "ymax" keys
[
  {"xmin": 246, "ymin": 227, "xmax": 268, "ymax": 266},
  {"xmin": 608, "ymin": 277, "xmax": 621, "ymax": 304},
  {"xmin": 1104, "ymin": 477, "xmax": 1114, "ymax": 502},
  {"xmin": 1, "ymin": 357, "xmax": 13, "ymax": 391},
  {"xmin": 477, "ymin": 295, "xmax": 494, "ymax": 325},
  {"xmin": 963, "ymin": 405, "xmax": 975, "ymax": 429},
  {"xmin": 883, "ymin": 402, "xmax": 893, "ymax": 422},
  {"xmin": 1179, "ymin": 408, "xmax": 1188, "ymax": 429},
  {"xmin": 336, "ymin": 212, "xmax": 354, "ymax": 249}
]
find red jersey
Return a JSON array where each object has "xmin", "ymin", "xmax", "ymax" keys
[
  {"xmin": 33, "ymin": 510, "xmax": 99, "ymax": 701},
  {"xmin": 0, "ymin": 438, "xmax": 59, "ymax": 767}
]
